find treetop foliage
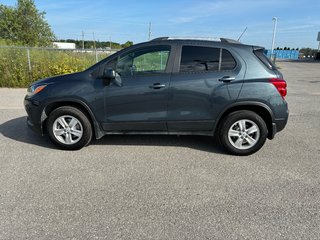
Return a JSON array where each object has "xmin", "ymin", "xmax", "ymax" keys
[{"xmin": 0, "ymin": 0, "xmax": 55, "ymax": 46}]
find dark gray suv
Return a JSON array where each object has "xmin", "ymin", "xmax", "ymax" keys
[{"xmin": 24, "ymin": 37, "xmax": 288, "ymax": 155}]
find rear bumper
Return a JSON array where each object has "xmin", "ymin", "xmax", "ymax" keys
[{"xmin": 274, "ymin": 117, "xmax": 288, "ymax": 133}]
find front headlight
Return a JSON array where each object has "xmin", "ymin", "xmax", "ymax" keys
[{"xmin": 27, "ymin": 84, "xmax": 47, "ymax": 96}]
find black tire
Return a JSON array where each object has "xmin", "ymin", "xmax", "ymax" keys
[
  {"xmin": 46, "ymin": 106, "xmax": 92, "ymax": 150},
  {"xmin": 219, "ymin": 110, "xmax": 268, "ymax": 156}
]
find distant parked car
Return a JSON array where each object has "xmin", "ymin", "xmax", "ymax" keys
[{"xmin": 24, "ymin": 37, "xmax": 288, "ymax": 155}]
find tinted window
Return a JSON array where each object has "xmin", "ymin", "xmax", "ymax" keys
[
  {"xmin": 116, "ymin": 46, "xmax": 170, "ymax": 76},
  {"xmin": 221, "ymin": 49, "xmax": 236, "ymax": 70},
  {"xmin": 180, "ymin": 46, "xmax": 220, "ymax": 72},
  {"xmin": 179, "ymin": 46, "xmax": 236, "ymax": 72}
]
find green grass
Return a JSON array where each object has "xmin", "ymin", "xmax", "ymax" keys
[{"xmin": 0, "ymin": 46, "xmax": 110, "ymax": 88}]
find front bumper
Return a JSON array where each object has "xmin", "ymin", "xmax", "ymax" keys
[{"xmin": 24, "ymin": 96, "xmax": 43, "ymax": 135}]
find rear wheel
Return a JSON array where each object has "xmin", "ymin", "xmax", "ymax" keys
[
  {"xmin": 219, "ymin": 110, "xmax": 268, "ymax": 155},
  {"xmin": 47, "ymin": 106, "xmax": 92, "ymax": 150}
]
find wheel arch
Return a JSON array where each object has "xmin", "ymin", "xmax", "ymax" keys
[
  {"xmin": 214, "ymin": 102, "xmax": 274, "ymax": 139},
  {"xmin": 42, "ymin": 99, "xmax": 104, "ymax": 139}
]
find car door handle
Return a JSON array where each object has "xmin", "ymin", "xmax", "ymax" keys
[
  {"xmin": 219, "ymin": 76, "xmax": 235, "ymax": 82},
  {"xmin": 150, "ymin": 83, "xmax": 166, "ymax": 89}
]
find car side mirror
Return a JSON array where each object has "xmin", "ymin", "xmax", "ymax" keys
[
  {"xmin": 103, "ymin": 68, "xmax": 116, "ymax": 80},
  {"xmin": 103, "ymin": 68, "xmax": 122, "ymax": 87}
]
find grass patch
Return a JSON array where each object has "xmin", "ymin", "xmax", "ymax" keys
[{"xmin": 0, "ymin": 46, "xmax": 110, "ymax": 88}]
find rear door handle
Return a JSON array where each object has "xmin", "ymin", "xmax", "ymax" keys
[
  {"xmin": 150, "ymin": 83, "xmax": 166, "ymax": 89},
  {"xmin": 219, "ymin": 76, "xmax": 235, "ymax": 82}
]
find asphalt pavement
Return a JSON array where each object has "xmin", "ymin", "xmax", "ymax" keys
[{"xmin": 0, "ymin": 61, "xmax": 319, "ymax": 239}]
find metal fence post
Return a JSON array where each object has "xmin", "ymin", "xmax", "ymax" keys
[{"xmin": 26, "ymin": 48, "xmax": 31, "ymax": 72}]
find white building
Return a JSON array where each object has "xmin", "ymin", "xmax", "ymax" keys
[{"xmin": 52, "ymin": 42, "xmax": 76, "ymax": 49}]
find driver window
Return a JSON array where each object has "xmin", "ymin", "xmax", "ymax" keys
[{"xmin": 116, "ymin": 46, "xmax": 170, "ymax": 76}]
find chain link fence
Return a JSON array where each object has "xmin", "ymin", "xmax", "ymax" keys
[{"xmin": 0, "ymin": 45, "xmax": 119, "ymax": 87}]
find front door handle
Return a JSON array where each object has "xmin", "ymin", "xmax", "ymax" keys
[
  {"xmin": 219, "ymin": 76, "xmax": 235, "ymax": 82},
  {"xmin": 150, "ymin": 83, "xmax": 166, "ymax": 89}
]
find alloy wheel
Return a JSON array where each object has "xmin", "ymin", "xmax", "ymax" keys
[
  {"xmin": 52, "ymin": 115, "xmax": 83, "ymax": 145},
  {"xmin": 227, "ymin": 119, "xmax": 260, "ymax": 150}
]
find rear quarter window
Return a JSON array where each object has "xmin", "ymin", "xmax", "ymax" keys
[
  {"xmin": 253, "ymin": 49, "xmax": 277, "ymax": 70},
  {"xmin": 221, "ymin": 49, "xmax": 237, "ymax": 70}
]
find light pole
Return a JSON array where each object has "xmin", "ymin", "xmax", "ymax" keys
[{"xmin": 271, "ymin": 17, "xmax": 278, "ymax": 57}]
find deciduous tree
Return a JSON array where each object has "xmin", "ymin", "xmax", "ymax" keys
[{"xmin": 0, "ymin": 0, "xmax": 55, "ymax": 46}]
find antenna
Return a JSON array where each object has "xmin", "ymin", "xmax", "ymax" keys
[{"xmin": 237, "ymin": 26, "xmax": 247, "ymax": 41}]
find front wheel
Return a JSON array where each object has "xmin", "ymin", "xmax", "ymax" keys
[
  {"xmin": 219, "ymin": 110, "xmax": 268, "ymax": 155},
  {"xmin": 47, "ymin": 106, "xmax": 92, "ymax": 150}
]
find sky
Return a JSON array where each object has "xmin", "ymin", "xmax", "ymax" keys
[{"xmin": 1, "ymin": 0, "xmax": 320, "ymax": 49}]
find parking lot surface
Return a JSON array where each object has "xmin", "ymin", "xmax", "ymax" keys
[{"xmin": 0, "ymin": 61, "xmax": 319, "ymax": 239}]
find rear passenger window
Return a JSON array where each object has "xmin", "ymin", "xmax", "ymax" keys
[
  {"xmin": 180, "ymin": 46, "xmax": 220, "ymax": 72},
  {"xmin": 179, "ymin": 46, "xmax": 236, "ymax": 72}
]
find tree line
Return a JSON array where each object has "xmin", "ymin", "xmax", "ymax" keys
[
  {"xmin": 275, "ymin": 47, "xmax": 299, "ymax": 51},
  {"xmin": 57, "ymin": 39, "xmax": 133, "ymax": 49}
]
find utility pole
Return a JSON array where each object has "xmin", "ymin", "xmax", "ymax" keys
[
  {"xmin": 109, "ymin": 36, "xmax": 112, "ymax": 49},
  {"xmin": 82, "ymin": 31, "xmax": 84, "ymax": 50},
  {"xmin": 317, "ymin": 32, "xmax": 320, "ymax": 52},
  {"xmin": 93, "ymin": 32, "xmax": 96, "ymax": 49},
  {"xmin": 93, "ymin": 32, "xmax": 98, "ymax": 62},
  {"xmin": 148, "ymin": 21, "xmax": 152, "ymax": 40}
]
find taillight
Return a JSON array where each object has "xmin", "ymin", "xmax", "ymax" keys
[{"xmin": 269, "ymin": 78, "xmax": 287, "ymax": 98}]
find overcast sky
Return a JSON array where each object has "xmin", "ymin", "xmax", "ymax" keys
[{"xmin": 2, "ymin": 0, "xmax": 320, "ymax": 48}]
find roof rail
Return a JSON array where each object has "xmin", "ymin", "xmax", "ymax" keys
[
  {"xmin": 167, "ymin": 37, "xmax": 220, "ymax": 41},
  {"xmin": 150, "ymin": 37, "xmax": 169, "ymax": 41},
  {"xmin": 151, "ymin": 36, "xmax": 220, "ymax": 41},
  {"xmin": 151, "ymin": 36, "xmax": 242, "ymax": 44}
]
